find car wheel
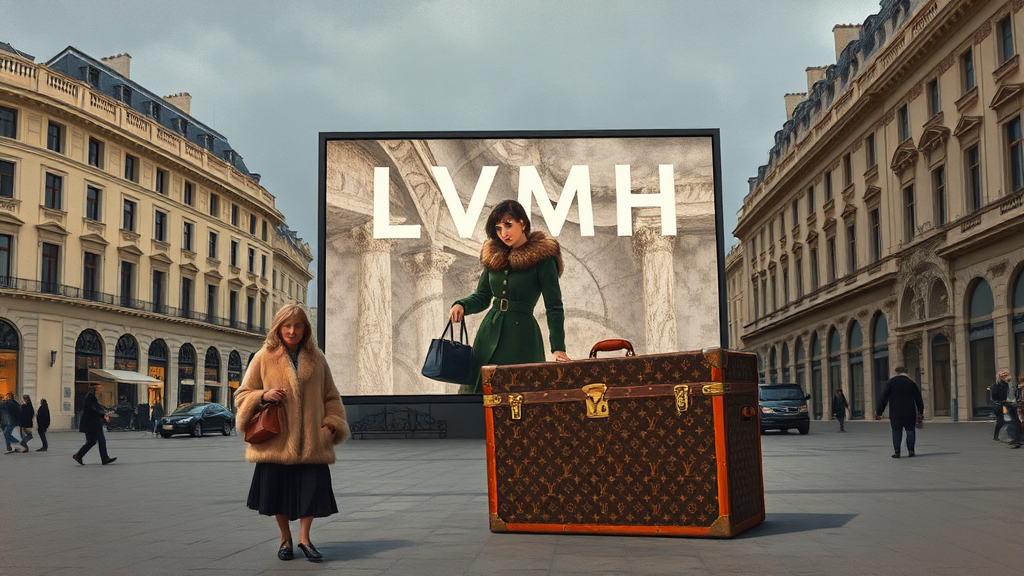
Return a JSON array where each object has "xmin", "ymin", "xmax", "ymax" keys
[
  {"xmin": 222, "ymin": 422, "xmax": 231, "ymax": 436},
  {"xmin": 798, "ymin": 425, "xmax": 810, "ymax": 435},
  {"xmin": 193, "ymin": 422, "xmax": 203, "ymax": 437},
  {"xmin": 161, "ymin": 432, "xmax": 172, "ymax": 438}
]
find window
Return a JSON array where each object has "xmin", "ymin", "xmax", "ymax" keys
[
  {"xmin": 273, "ymin": 270, "xmax": 277, "ymax": 290},
  {"xmin": 767, "ymin": 223, "xmax": 774, "ymax": 246},
  {"xmin": 260, "ymin": 254, "xmax": 267, "ymax": 278},
  {"xmin": 794, "ymin": 255, "xmax": 803, "ymax": 298},
  {"xmin": 260, "ymin": 299, "xmax": 267, "ymax": 330},
  {"xmin": 120, "ymin": 261, "xmax": 134, "ymax": 306},
  {"xmin": 0, "ymin": 234, "xmax": 11, "ymax": 281},
  {"xmin": 782, "ymin": 267, "xmax": 790, "ymax": 305},
  {"xmin": 114, "ymin": 84, "xmax": 132, "ymax": 106},
  {"xmin": 807, "ymin": 185, "xmax": 815, "ymax": 215},
  {"xmin": 249, "ymin": 214, "xmax": 257, "ymax": 235},
  {"xmin": 0, "ymin": 160, "xmax": 14, "ymax": 198},
  {"xmin": 208, "ymin": 231, "xmax": 218, "ymax": 259},
  {"xmin": 206, "ymin": 284, "xmax": 217, "ymax": 318},
  {"xmin": 86, "ymin": 66, "xmax": 99, "ymax": 87},
  {"xmin": 810, "ymin": 247, "xmax": 820, "ymax": 290},
  {"xmin": 181, "ymin": 277, "xmax": 194, "ymax": 316},
  {"xmin": 155, "ymin": 168, "xmax": 168, "ymax": 195},
  {"xmin": 0, "ymin": 106, "xmax": 16, "ymax": 139},
  {"xmin": 752, "ymin": 282, "xmax": 760, "ymax": 318},
  {"xmin": 247, "ymin": 247, "xmax": 255, "ymax": 273},
  {"xmin": 229, "ymin": 290, "xmax": 239, "ymax": 325},
  {"xmin": 1000, "ymin": 16, "xmax": 1015, "ymax": 64},
  {"xmin": 247, "ymin": 295, "xmax": 255, "ymax": 328},
  {"xmin": 865, "ymin": 133, "xmax": 876, "ymax": 168},
  {"xmin": 46, "ymin": 121, "xmax": 63, "ymax": 153},
  {"xmin": 778, "ymin": 215, "xmax": 785, "ymax": 240},
  {"xmin": 962, "ymin": 48, "xmax": 975, "ymax": 92},
  {"xmin": 897, "ymin": 105, "xmax": 910, "ymax": 143},
  {"xmin": 870, "ymin": 208, "xmax": 881, "ymax": 263},
  {"xmin": 230, "ymin": 240, "xmax": 239, "ymax": 268},
  {"xmin": 824, "ymin": 171, "xmax": 833, "ymax": 201},
  {"xmin": 145, "ymin": 100, "xmax": 161, "ymax": 122},
  {"xmin": 41, "ymin": 243, "xmax": 60, "ymax": 294},
  {"xmin": 182, "ymin": 221, "xmax": 194, "ymax": 252},
  {"xmin": 261, "ymin": 220, "xmax": 268, "ymax": 241},
  {"xmin": 86, "ymin": 186, "xmax": 102, "ymax": 221},
  {"xmin": 842, "ymin": 153, "xmax": 852, "ymax": 188},
  {"xmin": 44, "ymin": 173, "xmax": 63, "ymax": 210},
  {"xmin": 154, "ymin": 210, "xmax": 168, "ymax": 242},
  {"xmin": 966, "ymin": 145, "xmax": 982, "ymax": 212},
  {"xmin": 903, "ymin": 184, "xmax": 916, "ymax": 242},
  {"xmin": 124, "ymin": 153, "xmax": 137, "ymax": 182},
  {"xmin": 231, "ymin": 204, "xmax": 239, "ymax": 227},
  {"xmin": 927, "ymin": 79, "xmax": 941, "ymax": 117},
  {"xmin": 1009, "ymin": 117, "xmax": 1024, "ymax": 193},
  {"xmin": 846, "ymin": 223, "xmax": 858, "ymax": 273},
  {"xmin": 183, "ymin": 181, "xmax": 194, "ymax": 207},
  {"xmin": 791, "ymin": 199, "xmax": 799, "ymax": 224},
  {"xmin": 87, "ymin": 138, "xmax": 104, "ymax": 169},
  {"xmin": 933, "ymin": 166, "xmax": 947, "ymax": 226},
  {"xmin": 826, "ymin": 237, "xmax": 837, "ymax": 283},
  {"xmin": 152, "ymin": 270, "xmax": 166, "ymax": 313},
  {"xmin": 209, "ymin": 193, "xmax": 219, "ymax": 218},
  {"xmin": 122, "ymin": 199, "xmax": 137, "ymax": 232},
  {"xmin": 83, "ymin": 252, "xmax": 100, "ymax": 300}
]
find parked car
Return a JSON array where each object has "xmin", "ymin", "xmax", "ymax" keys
[
  {"xmin": 159, "ymin": 403, "xmax": 235, "ymax": 438},
  {"xmin": 758, "ymin": 383, "xmax": 811, "ymax": 435}
]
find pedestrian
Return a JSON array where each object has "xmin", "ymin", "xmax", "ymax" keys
[
  {"xmin": 875, "ymin": 365, "xmax": 924, "ymax": 458},
  {"xmin": 72, "ymin": 382, "xmax": 117, "ymax": 465},
  {"xmin": 17, "ymin": 394, "xmax": 34, "ymax": 452},
  {"xmin": 1, "ymin": 392, "xmax": 20, "ymax": 454},
  {"xmin": 832, "ymin": 388, "xmax": 849, "ymax": 432},
  {"xmin": 235, "ymin": 304, "xmax": 350, "ymax": 563},
  {"xmin": 36, "ymin": 399, "xmax": 49, "ymax": 451},
  {"xmin": 991, "ymin": 370, "xmax": 1012, "ymax": 441},
  {"xmin": 995, "ymin": 370, "xmax": 1021, "ymax": 448},
  {"xmin": 449, "ymin": 199, "xmax": 571, "ymax": 394},
  {"xmin": 151, "ymin": 401, "xmax": 164, "ymax": 435}
]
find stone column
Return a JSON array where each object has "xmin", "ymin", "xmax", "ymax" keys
[
  {"xmin": 631, "ymin": 220, "xmax": 677, "ymax": 354},
  {"xmin": 400, "ymin": 247, "xmax": 456, "ymax": 394},
  {"xmin": 353, "ymin": 224, "xmax": 397, "ymax": 395}
]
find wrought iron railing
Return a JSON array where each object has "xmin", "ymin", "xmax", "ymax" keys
[{"xmin": 0, "ymin": 275, "xmax": 267, "ymax": 335}]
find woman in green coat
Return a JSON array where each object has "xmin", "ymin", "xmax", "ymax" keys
[{"xmin": 450, "ymin": 200, "xmax": 571, "ymax": 393}]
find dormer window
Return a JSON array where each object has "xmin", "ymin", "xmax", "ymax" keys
[
  {"xmin": 144, "ymin": 101, "xmax": 161, "ymax": 122},
  {"xmin": 114, "ymin": 84, "xmax": 132, "ymax": 106}
]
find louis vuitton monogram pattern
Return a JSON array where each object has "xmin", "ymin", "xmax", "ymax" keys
[
  {"xmin": 724, "ymin": 393, "xmax": 764, "ymax": 525},
  {"xmin": 487, "ymin": 349, "xmax": 760, "ymax": 530}
]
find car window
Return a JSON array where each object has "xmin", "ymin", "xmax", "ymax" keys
[{"xmin": 759, "ymin": 387, "xmax": 806, "ymax": 401}]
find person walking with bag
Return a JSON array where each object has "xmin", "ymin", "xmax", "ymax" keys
[
  {"xmin": 1, "ymin": 392, "xmax": 20, "ymax": 453},
  {"xmin": 17, "ymin": 395, "xmax": 34, "ymax": 452},
  {"xmin": 36, "ymin": 399, "xmax": 49, "ymax": 451},
  {"xmin": 449, "ymin": 200, "xmax": 571, "ymax": 394},
  {"xmin": 832, "ymin": 389, "xmax": 849, "ymax": 432},
  {"xmin": 235, "ymin": 304, "xmax": 350, "ymax": 563},
  {"xmin": 991, "ymin": 370, "xmax": 1012, "ymax": 441},
  {"xmin": 72, "ymin": 382, "xmax": 117, "ymax": 465},
  {"xmin": 875, "ymin": 366, "xmax": 924, "ymax": 458}
]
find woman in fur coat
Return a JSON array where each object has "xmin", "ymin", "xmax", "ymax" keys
[
  {"xmin": 450, "ymin": 199, "xmax": 571, "ymax": 394},
  {"xmin": 235, "ymin": 304, "xmax": 350, "ymax": 563}
]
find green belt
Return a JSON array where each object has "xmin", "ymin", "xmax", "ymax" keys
[{"xmin": 491, "ymin": 297, "xmax": 534, "ymax": 314}]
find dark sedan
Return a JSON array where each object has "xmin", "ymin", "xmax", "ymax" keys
[{"xmin": 160, "ymin": 403, "xmax": 235, "ymax": 438}]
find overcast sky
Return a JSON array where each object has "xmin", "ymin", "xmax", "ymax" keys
[{"xmin": 1, "ymin": 0, "xmax": 883, "ymax": 304}]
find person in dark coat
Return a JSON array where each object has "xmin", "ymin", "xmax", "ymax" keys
[
  {"xmin": 1, "ymin": 392, "xmax": 20, "ymax": 453},
  {"xmin": 875, "ymin": 365, "xmax": 924, "ymax": 458},
  {"xmin": 832, "ymin": 389, "xmax": 849, "ymax": 432},
  {"xmin": 72, "ymin": 383, "xmax": 117, "ymax": 465},
  {"xmin": 151, "ymin": 402, "xmax": 164, "ymax": 435},
  {"xmin": 991, "ymin": 370, "xmax": 1012, "ymax": 441},
  {"xmin": 36, "ymin": 399, "xmax": 50, "ymax": 451},
  {"xmin": 449, "ymin": 200, "xmax": 571, "ymax": 393},
  {"xmin": 17, "ymin": 395, "xmax": 34, "ymax": 452}
]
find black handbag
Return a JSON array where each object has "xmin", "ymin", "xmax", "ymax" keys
[{"xmin": 421, "ymin": 320, "xmax": 474, "ymax": 385}]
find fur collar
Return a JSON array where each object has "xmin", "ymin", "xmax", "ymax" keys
[{"xmin": 481, "ymin": 231, "xmax": 563, "ymax": 276}]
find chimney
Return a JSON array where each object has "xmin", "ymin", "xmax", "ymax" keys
[
  {"xmin": 832, "ymin": 24, "xmax": 863, "ymax": 61},
  {"xmin": 164, "ymin": 92, "xmax": 192, "ymax": 115},
  {"xmin": 101, "ymin": 53, "xmax": 131, "ymax": 78},
  {"xmin": 806, "ymin": 66, "xmax": 827, "ymax": 92},
  {"xmin": 785, "ymin": 93, "xmax": 807, "ymax": 119}
]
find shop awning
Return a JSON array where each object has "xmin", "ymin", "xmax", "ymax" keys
[{"xmin": 88, "ymin": 369, "xmax": 162, "ymax": 384}]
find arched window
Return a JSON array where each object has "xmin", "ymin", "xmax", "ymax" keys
[
  {"xmin": 848, "ymin": 321, "xmax": 864, "ymax": 419},
  {"xmin": 147, "ymin": 339, "xmax": 168, "ymax": 412},
  {"xmin": 228, "ymin": 350, "xmax": 242, "ymax": 411},
  {"xmin": 968, "ymin": 279, "xmax": 995, "ymax": 418},
  {"xmin": 0, "ymin": 319, "xmax": 20, "ymax": 399},
  {"xmin": 1012, "ymin": 267, "xmax": 1024, "ymax": 380},
  {"xmin": 178, "ymin": 343, "xmax": 196, "ymax": 406},
  {"xmin": 794, "ymin": 337, "xmax": 806, "ymax": 391},
  {"xmin": 872, "ymin": 312, "xmax": 890, "ymax": 410},
  {"xmin": 810, "ymin": 333, "xmax": 823, "ymax": 419},
  {"xmin": 205, "ymin": 347, "xmax": 221, "ymax": 404},
  {"xmin": 932, "ymin": 334, "xmax": 951, "ymax": 417},
  {"xmin": 769, "ymin": 347, "xmax": 778, "ymax": 383},
  {"xmin": 828, "ymin": 327, "xmax": 841, "ymax": 400},
  {"xmin": 75, "ymin": 329, "xmax": 104, "ymax": 417},
  {"xmin": 114, "ymin": 334, "xmax": 140, "ymax": 405},
  {"xmin": 782, "ymin": 343, "xmax": 791, "ymax": 382},
  {"xmin": 757, "ymin": 352, "xmax": 764, "ymax": 384}
]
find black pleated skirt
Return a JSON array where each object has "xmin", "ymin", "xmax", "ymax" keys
[{"xmin": 247, "ymin": 463, "xmax": 338, "ymax": 520}]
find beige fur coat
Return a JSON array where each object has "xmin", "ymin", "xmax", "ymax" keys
[{"xmin": 235, "ymin": 345, "xmax": 350, "ymax": 465}]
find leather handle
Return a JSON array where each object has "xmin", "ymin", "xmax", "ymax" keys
[{"xmin": 588, "ymin": 339, "xmax": 635, "ymax": 358}]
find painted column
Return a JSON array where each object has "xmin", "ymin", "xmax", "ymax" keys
[
  {"xmin": 353, "ymin": 224, "xmax": 397, "ymax": 395},
  {"xmin": 400, "ymin": 247, "xmax": 456, "ymax": 394},
  {"xmin": 631, "ymin": 219, "xmax": 677, "ymax": 354}
]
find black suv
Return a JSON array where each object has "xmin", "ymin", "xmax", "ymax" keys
[{"xmin": 758, "ymin": 383, "xmax": 811, "ymax": 435}]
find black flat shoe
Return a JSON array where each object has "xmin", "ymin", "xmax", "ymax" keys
[
  {"xmin": 278, "ymin": 540, "xmax": 293, "ymax": 561},
  {"xmin": 297, "ymin": 542, "xmax": 322, "ymax": 562}
]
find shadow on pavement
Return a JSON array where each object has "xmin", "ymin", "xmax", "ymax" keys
[
  {"xmin": 317, "ymin": 539, "xmax": 418, "ymax": 559},
  {"xmin": 740, "ymin": 513, "xmax": 857, "ymax": 536}
]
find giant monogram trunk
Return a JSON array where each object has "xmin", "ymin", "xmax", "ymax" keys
[{"xmin": 482, "ymin": 343, "xmax": 764, "ymax": 537}]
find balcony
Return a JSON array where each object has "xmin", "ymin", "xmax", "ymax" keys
[{"xmin": 0, "ymin": 276, "xmax": 267, "ymax": 335}]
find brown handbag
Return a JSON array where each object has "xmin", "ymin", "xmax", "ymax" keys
[{"xmin": 244, "ymin": 402, "xmax": 283, "ymax": 444}]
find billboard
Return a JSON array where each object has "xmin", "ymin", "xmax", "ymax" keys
[{"xmin": 319, "ymin": 131, "xmax": 725, "ymax": 397}]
